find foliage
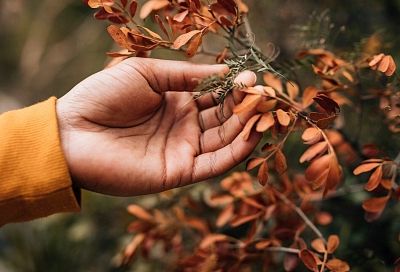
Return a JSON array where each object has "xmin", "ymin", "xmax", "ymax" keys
[{"xmin": 83, "ymin": 0, "xmax": 400, "ymax": 271}]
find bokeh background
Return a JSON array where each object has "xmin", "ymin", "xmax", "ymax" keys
[{"xmin": 0, "ymin": 0, "xmax": 399, "ymax": 271}]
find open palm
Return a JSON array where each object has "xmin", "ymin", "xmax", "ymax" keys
[{"xmin": 56, "ymin": 58, "xmax": 260, "ymax": 196}]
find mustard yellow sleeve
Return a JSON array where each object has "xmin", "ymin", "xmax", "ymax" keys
[{"xmin": 0, "ymin": 97, "xmax": 80, "ymax": 226}]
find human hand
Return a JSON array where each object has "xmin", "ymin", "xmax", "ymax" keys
[{"xmin": 56, "ymin": 58, "xmax": 261, "ymax": 196}]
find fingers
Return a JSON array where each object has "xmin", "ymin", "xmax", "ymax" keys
[
  {"xmin": 197, "ymin": 71, "xmax": 257, "ymax": 131},
  {"xmin": 191, "ymin": 130, "xmax": 262, "ymax": 184},
  {"xmin": 199, "ymin": 108, "xmax": 255, "ymax": 153},
  {"xmin": 196, "ymin": 70, "xmax": 257, "ymax": 110},
  {"xmin": 119, "ymin": 57, "xmax": 229, "ymax": 93}
]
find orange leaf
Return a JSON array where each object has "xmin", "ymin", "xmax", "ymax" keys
[
  {"xmin": 305, "ymin": 154, "xmax": 331, "ymax": 181},
  {"xmin": 255, "ymin": 239, "xmax": 272, "ymax": 250},
  {"xmin": 246, "ymin": 157, "xmax": 265, "ymax": 170},
  {"xmin": 171, "ymin": 30, "xmax": 202, "ymax": 49},
  {"xmin": 385, "ymin": 55, "xmax": 396, "ymax": 76},
  {"xmin": 107, "ymin": 25, "xmax": 130, "ymax": 49},
  {"xmin": 216, "ymin": 203, "xmax": 234, "ymax": 227},
  {"xmin": 301, "ymin": 127, "xmax": 322, "ymax": 145},
  {"xmin": 129, "ymin": 1, "xmax": 138, "ymax": 17},
  {"xmin": 275, "ymin": 149, "xmax": 287, "ymax": 175},
  {"xmin": 233, "ymin": 94, "xmax": 262, "ymax": 114},
  {"xmin": 364, "ymin": 165, "xmax": 382, "ymax": 191},
  {"xmin": 311, "ymin": 238, "xmax": 326, "ymax": 253},
  {"xmin": 256, "ymin": 99, "xmax": 277, "ymax": 113},
  {"xmin": 302, "ymin": 86, "xmax": 318, "ymax": 108},
  {"xmin": 378, "ymin": 55, "xmax": 390, "ymax": 73},
  {"xmin": 186, "ymin": 32, "xmax": 202, "ymax": 57},
  {"xmin": 242, "ymin": 114, "xmax": 261, "ymax": 141},
  {"xmin": 257, "ymin": 161, "xmax": 269, "ymax": 186},
  {"xmin": 139, "ymin": 0, "xmax": 170, "ymax": 19},
  {"xmin": 327, "ymin": 235, "xmax": 340, "ymax": 254},
  {"xmin": 286, "ymin": 81, "xmax": 299, "ymax": 100},
  {"xmin": 299, "ymin": 141, "xmax": 328, "ymax": 163},
  {"xmin": 326, "ymin": 258, "xmax": 350, "ymax": 272},
  {"xmin": 231, "ymin": 212, "xmax": 262, "ymax": 227},
  {"xmin": 368, "ymin": 53, "xmax": 384, "ymax": 67},
  {"xmin": 315, "ymin": 211, "xmax": 333, "ymax": 225},
  {"xmin": 362, "ymin": 196, "xmax": 389, "ymax": 213},
  {"xmin": 122, "ymin": 233, "xmax": 145, "ymax": 264},
  {"xmin": 263, "ymin": 72, "xmax": 283, "ymax": 93},
  {"xmin": 276, "ymin": 109, "xmax": 291, "ymax": 126},
  {"xmin": 256, "ymin": 112, "xmax": 275, "ymax": 132},
  {"xmin": 200, "ymin": 234, "xmax": 229, "ymax": 249},
  {"xmin": 353, "ymin": 162, "xmax": 381, "ymax": 175},
  {"xmin": 127, "ymin": 204, "xmax": 153, "ymax": 221},
  {"xmin": 173, "ymin": 10, "xmax": 189, "ymax": 22},
  {"xmin": 299, "ymin": 249, "xmax": 318, "ymax": 272}
]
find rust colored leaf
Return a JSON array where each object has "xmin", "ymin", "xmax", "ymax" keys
[
  {"xmin": 122, "ymin": 233, "xmax": 145, "ymax": 265},
  {"xmin": 127, "ymin": 204, "xmax": 153, "ymax": 221},
  {"xmin": 315, "ymin": 211, "xmax": 333, "ymax": 225},
  {"xmin": 173, "ymin": 10, "xmax": 189, "ymax": 22},
  {"xmin": 235, "ymin": 0, "xmax": 249, "ymax": 13},
  {"xmin": 299, "ymin": 249, "xmax": 318, "ymax": 272},
  {"xmin": 263, "ymin": 72, "xmax": 283, "ymax": 93},
  {"xmin": 305, "ymin": 154, "xmax": 331, "ymax": 181},
  {"xmin": 255, "ymin": 239, "xmax": 272, "ymax": 250},
  {"xmin": 275, "ymin": 149, "xmax": 287, "ymax": 175},
  {"xmin": 299, "ymin": 141, "xmax": 328, "ymax": 163},
  {"xmin": 311, "ymin": 238, "xmax": 326, "ymax": 253},
  {"xmin": 243, "ymin": 197, "xmax": 265, "ymax": 209},
  {"xmin": 231, "ymin": 212, "xmax": 262, "ymax": 227},
  {"xmin": 107, "ymin": 25, "xmax": 130, "ymax": 49},
  {"xmin": 326, "ymin": 259, "xmax": 350, "ymax": 272},
  {"xmin": 129, "ymin": 1, "xmax": 137, "ymax": 17},
  {"xmin": 364, "ymin": 165, "xmax": 382, "ymax": 191},
  {"xmin": 246, "ymin": 157, "xmax": 265, "ymax": 170},
  {"xmin": 257, "ymin": 161, "xmax": 269, "ymax": 186},
  {"xmin": 353, "ymin": 162, "xmax": 381, "ymax": 175},
  {"xmin": 313, "ymin": 94, "xmax": 340, "ymax": 115},
  {"xmin": 385, "ymin": 55, "xmax": 396, "ymax": 76},
  {"xmin": 302, "ymin": 86, "xmax": 318, "ymax": 108},
  {"xmin": 216, "ymin": 203, "xmax": 234, "ymax": 227},
  {"xmin": 287, "ymin": 81, "xmax": 299, "ymax": 100},
  {"xmin": 171, "ymin": 30, "xmax": 202, "ymax": 49},
  {"xmin": 301, "ymin": 127, "xmax": 322, "ymax": 145},
  {"xmin": 362, "ymin": 196, "xmax": 389, "ymax": 213},
  {"xmin": 264, "ymin": 86, "xmax": 276, "ymax": 97},
  {"xmin": 242, "ymin": 114, "xmax": 261, "ymax": 141},
  {"xmin": 154, "ymin": 14, "xmax": 169, "ymax": 38},
  {"xmin": 378, "ymin": 55, "xmax": 390, "ymax": 73},
  {"xmin": 368, "ymin": 53, "xmax": 384, "ymax": 67},
  {"xmin": 233, "ymin": 94, "xmax": 262, "ymax": 114},
  {"xmin": 256, "ymin": 112, "xmax": 275, "ymax": 132},
  {"xmin": 256, "ymin": 100, "xmax": 277, "ymax": 113},
  {"xmin": 186, "ymin": 32, "xmax": 202, "ymax": 57},
  {"xmin": 200, "ymin": 234, "xmax": 229, "ymax": 249},
  {"xmin": 139, "ymin": 0, "xmax": 170, "ymax": 19},
  {"xmin": 276, "ymin": 109, "xmax": 291, "ymax": 126},
  {"xmin": 327, "ymin": 235, "xmax": 340, "ymax": 254},
  {"xmin": 139, "ymin": 25, "xmax": 162, "ymax": 40},
  {"xmin": 218, "ymin": 0, "xmax": 237, "ymax": 14}
]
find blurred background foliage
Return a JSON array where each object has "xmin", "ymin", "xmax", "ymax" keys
[{"xmin": 0, "ymin": 0, "xmax": 399, "ymax": 271}]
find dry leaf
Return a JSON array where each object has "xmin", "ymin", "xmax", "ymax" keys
[
  {"xmin": 311, "ymin": 238, "xmax": 326, "ymax": 253},
  {"xmin": 299, "ymin": 141, "xmax": 328, "ymax": 163},
  {"xmin": 139, "ymin": 0, "xmax": 170, "ymax": 19},
  {"xmin": 353, "ymin": 162, "xmax": 381, "ymax": 175},
  {"xmin": 233, "ymin": 94, "xmax": 262, "ymax": 114},
  {"xmin": 299, "ymin": 249, "xmax": 318, "ymax": 272},
  {"xmin": 327, "ymin": 235, "xmax": 340, "ymax": 254},
  {"xmin": 275, "ymin": 149, "xmax": 287, "ymax": 175},
  {"xmin": 276, "ymin": 109, "xmax": 291, "ymax": 126},
  {"xmin": 256, "ymin": 112, "xmax": 275, "ymax": 132},
  {"xmin": 127, "ymin": 204, "xmax": 153, "ymax": 221},
  {"xmin": 216, "ymin": 203, "xmax": 234, "ymax": 227},
  {"xmin": 364, "ymin": 165, "xmax": 382, "ymax": 191},
  {"xmin": 242, "ymin": 114, "xmax": 261, "ymax": 141},
  {"xmin": 362, "ymin": 196, "xmax": 389, "ymax": 213},
  {"xmin": 258, "ymin": 161, "xmax": 269, "ymax": 186},
  {"xmin": 172, "ymin": 30, "xmax": 202, "ymax": 49},
  {"xmin": 326, "ymin": 259, "xmax": 350, "ymax": 272},
  {"xmin": 302, "ymin": 127, "xmax": 322, "ymax": 145},
  {"xmin": 246, "ymin": 157, "xmax": 265, "ymax": 170}
]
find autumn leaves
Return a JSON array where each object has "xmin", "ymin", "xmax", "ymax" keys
[{"xmin": 88, "ymin": 0, "xmax": 248, "ymax": 58}]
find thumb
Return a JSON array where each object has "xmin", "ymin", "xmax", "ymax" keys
[{"xmin": 115, "ymin": 57, "xmax": 229, "ymax": 93}]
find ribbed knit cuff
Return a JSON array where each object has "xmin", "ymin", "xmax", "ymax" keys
[{"xmin": 0, "ymin": 97, "xmax": 80, "ymax": 226}]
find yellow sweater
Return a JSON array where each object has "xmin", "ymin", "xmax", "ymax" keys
[{"xmin": 0, "ymin": 97, "xmax": 80, "ymax": 226}]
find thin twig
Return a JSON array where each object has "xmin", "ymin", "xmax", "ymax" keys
[{"xmin": 273, "ymin": 189, "xmax": 326, "ymax": 242}]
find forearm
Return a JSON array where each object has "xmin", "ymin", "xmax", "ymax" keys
[{"xmin": 0, "ymin": 97, "xmax": 80, "ymax": 226}]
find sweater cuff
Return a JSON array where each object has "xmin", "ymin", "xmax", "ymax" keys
[{"xmin": 0, "ymin": 97, "xmax": 80, "ymax": 226}]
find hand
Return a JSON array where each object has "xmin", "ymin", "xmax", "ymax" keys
[{"xmin": 56, "ymin": 58, "xmax": 261, "ymax": 196}]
